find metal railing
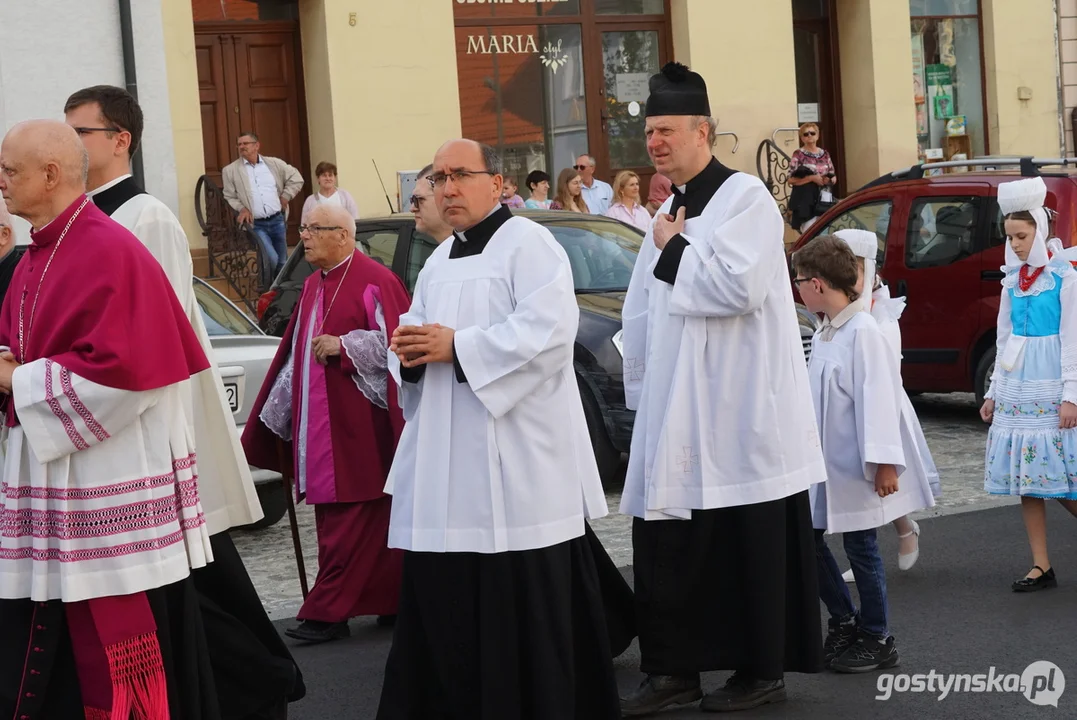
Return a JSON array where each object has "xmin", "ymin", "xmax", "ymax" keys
[
  {"xmin": 756, "ymin": 138, "xmax": 793, "ymax": 220},
  {"xmin": 194, "ymin": 174, "xmax": 269, "ymax": 315},
  {"xmin": 715, "ymin": 131, "xmax": 739, "ymax": 153}
]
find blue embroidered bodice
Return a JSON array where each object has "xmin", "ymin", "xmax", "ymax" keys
[{"xmin": 1009, "ymin": 270, "xmax": 1063, "ymax": 338}]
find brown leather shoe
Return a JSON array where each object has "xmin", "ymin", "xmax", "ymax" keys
[
  {"xmin": 700, "ymin": 673, "xmax": 786, "ymax": 713},
  {"xmin": 620, "ymin": 674, "xmax": 703, "ymax": 717}
]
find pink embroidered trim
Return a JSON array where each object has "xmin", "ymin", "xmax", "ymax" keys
[
  {"xmin": 3, "ymin": 473, "xmax": 175, "ymax": 501},
  {"xmin": 173, "ymin": 455, "xmax": 197, "ymax": 472},
  {"xmin": 2, "ymin": 496, "xmax": 183, "ymax": 541},
  {"xmin": 60, "ymin": 367, "xmax": 109, "ymax": 442},
  {"xmin": 0, "ymin": 454, "xmax": 196, "ymax": 501},
  {"xmin": 0, "ymin": 530, "xmax": 188, "ymax": 563},
  {"xmin": 44, "ymin": 359, "xmax": 88, "ymax": 451}
]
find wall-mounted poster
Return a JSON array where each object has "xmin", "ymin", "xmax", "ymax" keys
[
  {"xmin": 926, "ymin": 63, "xmax": 955, "ymax": 120},
  {"xmin": 912, "ymin": 33, "xmax": 926, "ymax": 104},
  {"xmin": 916, "ymin": 103, "xmax": 929, "ymax": 135}
]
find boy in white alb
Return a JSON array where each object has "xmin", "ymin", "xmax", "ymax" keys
[
  {"xmin": 794, "ymin": 236, "xmax": 910, "ymax": 673},
  {"xmin": 834, "ymin": 230, "xmax": 940, "ymax": 583}
]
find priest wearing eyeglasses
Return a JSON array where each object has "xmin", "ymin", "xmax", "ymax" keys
[
  {"xmin": 243, "ymin": 204, "xmax": 411, "ymax": 644},
  {"xmin": 377, "ymin": 139, "xmax": 622, "ymax": 719}
]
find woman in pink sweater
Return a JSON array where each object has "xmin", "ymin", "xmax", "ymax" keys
[{"xmin": 301, "ymin": 161, "xmax": 359, "ymax": 222}]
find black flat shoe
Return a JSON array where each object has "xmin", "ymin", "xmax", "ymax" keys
[
  {"xmin": 376, "ymin": 614, "xmax": 397, "ymax": 627},
  {"xmin": 620, "ymin": 674, "xmax": 703, "ymax": 717},
  {"xmin": 284, "ymin": 620, "xmax": 350, "ymax": 643},
  {"xmin": 1013, "ymin": 566, "xmax": 1057, "ymax": 592},
  {"xmin": 700, "ymin": 673, "xmax": 786, "ymax": 713}
]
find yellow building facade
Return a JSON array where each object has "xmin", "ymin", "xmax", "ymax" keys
[{"xmin": 162, "ymin": 0, "xmax": 1064, "ymax": 254}]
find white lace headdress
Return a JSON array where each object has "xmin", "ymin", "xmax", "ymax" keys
[{"xmin": 998, "ymin": 177, "xmax": 1050, "ymax": 269}]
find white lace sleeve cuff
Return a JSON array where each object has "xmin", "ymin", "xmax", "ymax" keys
[
  {"xmin": 259, "ymin": 359, "xmax": 294, "ymax": 441},
  {"xmin": 341, "ymin": 296, "xmax": 389, "ymax": 410}
]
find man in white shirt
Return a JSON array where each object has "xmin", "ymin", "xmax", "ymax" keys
[
  {"xmin": 378, "ymin": 139, "xmax": 620, "ymax": 719},
  {"xmin": 576, "ymin": 153, "xmax": 614, "ymax": 214},
  {"xmin": 221, "ymin": 132, "xmax": 304, "ymax": 277},
  {"xmin": 620, "ymin": 63, "xmax": 826, "ymax": 716}
]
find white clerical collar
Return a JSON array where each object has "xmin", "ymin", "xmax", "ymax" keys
[
  {"xmin": 87, "ymin": 173, "xmax": 133, "ymax": 198},
  {"xmin": 457, "ymin": 203, "xmax": 502, "ymax": 243},
  {"xmin": 676, "ymin": 184, "xmax": 687, "ymax": 194},
  {"xmin": 320, "ymin": 253, "xmax": 352, "ymax": 277}
]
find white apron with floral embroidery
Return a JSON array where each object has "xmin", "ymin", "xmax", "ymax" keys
[{"xmin": 985, "ymin": 258, "xmax": 1077, "ymax": 498}]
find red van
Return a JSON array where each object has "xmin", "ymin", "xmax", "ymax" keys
[{"xmin": 790, "ymin": 158, "xmax": 1077, "ymax": 403}]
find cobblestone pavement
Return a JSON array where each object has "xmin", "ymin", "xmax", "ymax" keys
[{"xmin": 233, "ymin": 392, "xmax": 1004, "ymax": 620}]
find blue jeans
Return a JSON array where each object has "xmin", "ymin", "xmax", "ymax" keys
[
  {"xmin": 814, "ymin": 528, "xmax": 889, "ymax": 639},
  {"xmin": 250, "ymin": 213, "xmax": 288, "ymax": 276}
]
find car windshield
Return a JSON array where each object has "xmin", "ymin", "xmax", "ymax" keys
[
  {"xmin": 195, "ymin": 279, "xmax": 260, "ymax": 336},
  {"xmin": 542, "ymin": 217, "xmax": 641, "ymax": 293}
]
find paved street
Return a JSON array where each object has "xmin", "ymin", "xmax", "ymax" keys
[
  {"xmin": 273, "ymin": 503, "xmax": 1077, "ymax": 719},
  {"xmin": 233, "ymin": 392, "xmax": 1004, "ymax": 620},
  {"xmin": 231, "ymin": 392, "xmax": 1077, "ymax": 718}
]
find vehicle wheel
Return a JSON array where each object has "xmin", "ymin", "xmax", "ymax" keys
[
  {"xmin": 244, "ymin": 481, "xmax": 288, "ymax": 531},
  {"xmin": 974, "ymin": 346, "xmax": 996, "ymax": 407},
  {"xmin": 580, "ymin": 384, "xmax": 621, "ymax": 488}
]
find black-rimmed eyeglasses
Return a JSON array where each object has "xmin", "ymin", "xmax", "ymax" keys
[
  {"xmin": 298, "ymin": 224, "xmax": 343, "ymax": 234},
  {"xmin": 409, "ymin": 195, "xmax": 426, "ymax": 209},
  {"xmin": 427, "ymin": 169, "xmax": 495, "ymax": 189},
  {"xmin": 792, "ymin": 277, "xmax": 815, "ymax": 286}
]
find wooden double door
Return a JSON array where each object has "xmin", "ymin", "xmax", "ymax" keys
[{"xmin": 196, "ymin": 21, "xmax": 309, "ymax": 243}]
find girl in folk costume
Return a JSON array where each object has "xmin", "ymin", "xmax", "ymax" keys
[
  {"xmin": 794, "ymin": 236, "xmax": 936, "ymax": 674},
  {"xmin": 833, "ymin": 230, "xmax": 941, "ymax": 584},
  {"xmin": 980, "ymin": 176, "xmax": 1077, "ymax": 592}
]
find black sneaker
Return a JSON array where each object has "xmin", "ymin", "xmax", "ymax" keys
[
  {"xmin": 831, "ymin": 634, "xmax": 899, "ymax": 673},
  {"xmin": 823, "ymin": 617, "xmax": 858, "ymax": 668}
]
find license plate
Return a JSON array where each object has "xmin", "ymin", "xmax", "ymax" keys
[{"xmin": 225, "ymin": 383, "xmax": 239, "ymax": 412}]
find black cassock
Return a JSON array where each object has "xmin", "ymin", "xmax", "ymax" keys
[
  {"xmin": 378, "ymin": 206, "xmax": 624, "ymax": 720},
  {"xmin": 635, "ymin": 158, "xmax": 823, "ymax": 681}
]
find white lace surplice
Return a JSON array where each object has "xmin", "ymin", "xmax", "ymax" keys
[{"xmin": 0, "ymin": 359, "xmax": 212, "ymax": 602}]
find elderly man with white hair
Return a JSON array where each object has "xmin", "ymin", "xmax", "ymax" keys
[{"xmin": 244, "ymin": 203, "xmax": 413, "ymax": 644}]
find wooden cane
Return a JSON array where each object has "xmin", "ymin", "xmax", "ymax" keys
[{"xmin": 276, "ymin": 438, "xmax": 309, "ymax": 599}]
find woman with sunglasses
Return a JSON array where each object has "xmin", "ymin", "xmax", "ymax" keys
[{"xmin": 789, "ymin": 122, "xmax": 837, "ymax": 233}]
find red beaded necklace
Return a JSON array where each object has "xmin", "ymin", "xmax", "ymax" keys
[{"xmin": 1018, "ymin": 251, "xmax": 1052, "ymax": 292}]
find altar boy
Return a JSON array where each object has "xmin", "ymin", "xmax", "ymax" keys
[{"xmin": 793, "ymin": 235, "xmax": 911, "ymax": 674}]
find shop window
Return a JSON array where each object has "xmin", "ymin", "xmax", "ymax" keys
[
  {"xmin": 453, "ymin": 0, "xmax": 580, "ymax": 21},
  {"xmin": 816, "ymin": 200, "xmax": 892, "ymax": 266},
  {"xmin": 906, "ymin": 197, "xmax": 979, "ymax": 268},
  {"xmin": 455, "ymin": 24, "xmax": 588, "ymax": 196},
  {"xmin": 595, "ymin": 0, "xmax": 664, "ymax": 14},
  {"xmin": 910, "ymin": 0, "xmax": 978, "ymax": 14},
  {"xmin": 911, "ymin": 1, "xmax": 985, "ymax": 162}
]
